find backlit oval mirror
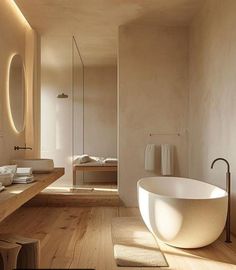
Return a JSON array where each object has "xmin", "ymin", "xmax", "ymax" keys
[{"xmin": 9, "ymin": 54, "xmax": 26, "ymax": 133}]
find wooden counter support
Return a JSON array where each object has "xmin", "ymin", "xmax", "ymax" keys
[
  {"xmin": 0, "ymin": 168, "xmax": 65, "ymax": 223},
  {"xmin": 0, "ymin": 234, "xmax": 40, "ymax": 269},
  {"xmin": 0, "ymin": 240, "xmax": 21, "ymax": 270}
]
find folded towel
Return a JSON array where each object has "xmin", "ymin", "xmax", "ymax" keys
[
  {"xmin": 13, "ymin": 179, "xmax": 34, "ymax": 184},
  {"xmin": 103, "ymin": 158, "xmax": 118, "ymax": 164},
  {"xmin": 74, "ymin": 154, "xmax": 91, "ymax": 164},
  {"xmin": 13, "ymin": 176, "xmax": 35, "ymax": 184},
  {"xmin": 16, "ymin": 167, "xmax": 33, "ymax": 176}
]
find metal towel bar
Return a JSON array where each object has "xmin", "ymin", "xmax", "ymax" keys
[{"xmin": 149, "ymin": 133, "xmax": 181, "ymax": 137}]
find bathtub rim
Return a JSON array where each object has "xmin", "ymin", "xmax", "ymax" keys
[{"xmin": 137, "ymin": 176, "xmax": 228, "ymax": 201}]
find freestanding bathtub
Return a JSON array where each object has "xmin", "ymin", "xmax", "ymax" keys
[{"xmin": 137, "ymin": 177, "xmax": 228, "ymax": 248}]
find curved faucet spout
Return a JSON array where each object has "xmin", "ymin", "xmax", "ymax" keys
[{"xmin": 211, "ymin": 158, "xmax": 230, "ymax": 173}]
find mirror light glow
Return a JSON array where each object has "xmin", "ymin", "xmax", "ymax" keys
[
  {"xmin": 7, "ymin": 54, "xmax": 20, "ymax": 134},
  {"xmin": 6, "ymin": 54, "xmax": 26, "ymax": 134}
]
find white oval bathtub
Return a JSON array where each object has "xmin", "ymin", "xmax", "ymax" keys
[{"xmin": 137, "ymin": 177, "xmax": 228, "ymax": 248}]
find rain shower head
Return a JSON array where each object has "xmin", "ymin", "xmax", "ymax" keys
[{"xmin": 57, "ymin": 93, "xmax": 68, "ymax": 98}]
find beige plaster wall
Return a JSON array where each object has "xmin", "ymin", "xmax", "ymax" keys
[
  {"xmin": 84, "ymin": 66, "xmax": 117, "ymax": 157},
  {"xmin": 82, "ymin": 66, "xmax": 117, "ymax": 183},
  {"xmin": 189, "ymin": 0, "xmax": 236, "ymax": 234},
  {"xmin": 0, "ymin": 0, "xmax": 36, "ymax": 165},
  {"xmin": 25, "ymin": 29, "xmax": 41, "ymax": 158},
  {"xmin": 118, "ymin": 24, "xmax": 189, "ymax": 206}
]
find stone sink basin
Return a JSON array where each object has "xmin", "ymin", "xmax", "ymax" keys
[{"xmin": 12, "ymin": 159, "xmax": 54, "ymax": 173}]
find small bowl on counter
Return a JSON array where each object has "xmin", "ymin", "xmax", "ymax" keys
[
  {"xmin": 0, "ymin": 173, "xmax": 14, "ymax": 186},
  {"xmin": 0, "ymin": 165, "xmax": 17, "ymax": 186}
]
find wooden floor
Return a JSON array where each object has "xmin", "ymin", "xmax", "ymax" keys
[{"xmin": 0, "ymin": 206, "xmax": 236, "ymax": 270}]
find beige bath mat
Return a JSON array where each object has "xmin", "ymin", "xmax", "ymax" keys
[{"xmin": 111, "ymin": 217, "xmax": 168, "ymax": 267}]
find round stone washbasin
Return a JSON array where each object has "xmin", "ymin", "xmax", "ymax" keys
[{"xmin": 12, "ymin": 159, "xmax": 54, "ymax": 173}]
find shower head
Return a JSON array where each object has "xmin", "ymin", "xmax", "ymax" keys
[{"xmin": 57, "ymin": 93, "xmax": 68, "ymax": 98}]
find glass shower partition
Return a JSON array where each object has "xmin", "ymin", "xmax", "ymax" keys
[
  {"xmin": 41, "ymin": 36, "xmax": 84, "ymax": 187},
  {"xmin": 72, "ymin": 37, "xmax": 84, "ymax": 186}
]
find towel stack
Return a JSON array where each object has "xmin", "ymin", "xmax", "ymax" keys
[
  {"xmin": 74, "ymin": 155, "xmax": 118, "ymax": 165},
  {"xmin": 13, "ymin": 168, "xmax": 34, "ymax": 184}
]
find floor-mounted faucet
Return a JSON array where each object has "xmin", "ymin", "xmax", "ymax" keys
[{"xmin": 211, "ymin": 158, "xmax": 232, "ymax": 243}]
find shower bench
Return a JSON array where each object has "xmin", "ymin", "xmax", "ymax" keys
[{"xmin": 73, "ymin": 162, "xmax": 117, "ymax": 185}]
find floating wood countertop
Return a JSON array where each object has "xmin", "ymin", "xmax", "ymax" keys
[{"xmin": 0, "ymin": 168, "xmax": 64, "ymax": 223}]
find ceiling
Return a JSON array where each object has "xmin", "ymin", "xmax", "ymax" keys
[{"xmin": 15, "ymin": 0, "xmax": 204, "ymax": 66}]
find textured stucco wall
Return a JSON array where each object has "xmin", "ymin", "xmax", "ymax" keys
[
  {"xmin": 0, "ymin": 0, "xmax": 35, "ymax": 165},
  {"xmin": 118, "ymin": 24, "xmax": 189, "ymax": 206},
  {"xmin": 189, "ymin": 0, "xmax": 236, "ymax": 234},
  {"xmin": 82, "ymin": 66, "xmax": 117, "ymax": 183},
  {"xmin": 84, "ymin": 66, "xmax": 117, "ymax": 159}
]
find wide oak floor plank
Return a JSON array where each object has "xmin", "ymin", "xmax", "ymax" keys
[{"xmin": 0, "ymin": 206, "xmax": 235, "ymax": 269}]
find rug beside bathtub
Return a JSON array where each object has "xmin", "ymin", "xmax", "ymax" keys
[{"xmin": 111, "ymin": 217, "xmax": 168, "ymax": 267}]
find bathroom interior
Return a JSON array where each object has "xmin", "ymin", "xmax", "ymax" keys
[{"xmin": 0, "ymin": 0, "xmax": 236, "ymax": 269}]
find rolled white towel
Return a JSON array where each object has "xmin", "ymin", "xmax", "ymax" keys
[
  {"xmin": 74, "ymin": 154, "xmax": 91, "ymax": 164},
  {"xmin": 90, "ymin": 156, "xmax": 104, "ymax": 163},
  {"xmin": 103, "ymin": 158, "xmax": 118, "ymax": 164},
  {"xmin": 16, "ymin": 167, "xmax": 33, "ymax": 176}
]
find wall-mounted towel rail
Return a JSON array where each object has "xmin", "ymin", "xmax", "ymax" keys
[{"xmin": 149, "ymin": 132, "xmax": 180, "ymax": 137}]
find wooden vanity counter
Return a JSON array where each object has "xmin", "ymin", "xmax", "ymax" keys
[{"xmin": 0, "ymin": 168, "xmax": 64, "ymax": 223}]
